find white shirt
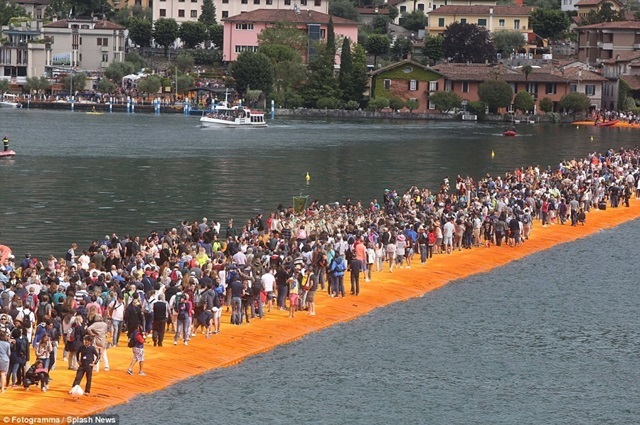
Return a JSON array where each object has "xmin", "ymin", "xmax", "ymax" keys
[
  {"xmin": 261, "ymin": 272, "xmax": 276, "ymax": 292},
  {"xmin": 110, "ymin": 299, "xmax": 125, "ymax": 321}
]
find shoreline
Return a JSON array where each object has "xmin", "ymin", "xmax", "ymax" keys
[{"xmin": 3, "ymin": 199, "xmax": 640, "ymax": 419}]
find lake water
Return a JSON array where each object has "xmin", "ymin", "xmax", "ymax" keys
[{"xmin": 1, "ymin": 108, "xmax": 639, "ymax": 423}]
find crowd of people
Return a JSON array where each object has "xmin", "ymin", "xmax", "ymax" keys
[{"xmin": 0, "ymin": 147, "xmax": 640, "ymax": 396}]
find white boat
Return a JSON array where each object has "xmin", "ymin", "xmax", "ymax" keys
[
  {"xmin": 0, "ymin": 94, "xmax": 21, "ymax": 108},
  {"xmin": 200, "ymin": 103, "xmax": 267, "ymax": 128}
]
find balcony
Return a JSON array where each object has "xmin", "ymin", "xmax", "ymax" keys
[{"xmin": 597, "ymin": 42, "xmax": 613, "ymax": 50}]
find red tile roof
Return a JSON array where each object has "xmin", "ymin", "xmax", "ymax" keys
[
  {"xmin": 619, "ymin": 74, "xmax": 640, "ymax": 90},
  {"xmin": 559, "ymin": 67, "xmax": 607, "ymax": 81},
  {"xmin": 370, "ymin": 59, "xmax": 441, "ymax": 76},
  {"xmin": 600, "ymin": 51, "xmax": 640, "ymax": 64},
  {"xmin": 432, "ymin": 63, "xmax": 569, "ymax": 83},
  {"xmin": 428, "ymin": 5, "xmax": 533, "ymax": 16},
  {"xmin": 575, "ymin": 0, "xmax": 622, "ymax": 6},
  {"xmin": 577, "ymin": 20, "xmax": 640, "ymax": 30},
  {"xmin": 44, "ymin": 19, "xmax": 124, "ymax": 30},
  {"xmin": 223, "ymin": 9, "xmax": 357, "ymax": 25}
]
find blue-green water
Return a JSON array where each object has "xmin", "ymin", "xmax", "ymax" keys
[{"xmin": 1, "ymin": 109, "xmax": 639, "ymax": 423}]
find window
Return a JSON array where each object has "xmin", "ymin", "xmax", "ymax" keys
[
  {"xmin": 570, "ymin": 84, "xmax": 577, "ymax": 93},
  {"xmin": 102, "ymin": 53, "xmax": 108, "ymax": 62},
  {"xmin": 545, "ymin": 83, "xmax": 556, "ymax": 94},
  {"xmin": 400, "ymin": 6, "xmax": 406, "ymax": 13},
  {"xmin": 418, "ymin": 3, "xmax": 424, "ymax": 10},
  {"xmin": 241, "ymin": 0, "xmax": 247, "ymax": 4},
  {"xmin": 160, "ymin": 8, "xmax": 166, "ymax": 16},
  {"xmin": 526, "ymin": 82, "xmax": 537, "ymax": 95},
  {"xmin": 438, "ymin": 17, "xmax": 444, "ymax": 27},
  {"xmin": 235, "ymin": 23, "xmax": 254, "ymax": 30},
  {"xmin": 585, "ymin": 84, "xmax": 595, "ymax": 96},
  {"xmin": 79, "ymin": 37, "xmax": 82, "ymax": 45},
  {"xmin": 320, "ymin": 29, "xmax": 326, "ymax": 38},
  {"xmin": 462, "ymin": 81, "xmax": 469, "ymax": 93},
  {"xmin": 514, "ymin": 19, "xmax": 520, "ymax": 29},
  {"xmin": 460, "ymin": 18, "xmax": 466, "ymax": 24},
  {"xmin": 235, "ymin": 45, "xmax": 259, "ymax": 53},
  {"xmin": 178, "ymin": 9, "xmax": 185, "ymax": 17},
  {"xmin": 222, "ymin": 11, "xmax": 229, "ymax": 17},
  {"xmin": 314, "ymin": 0, "xmax": 321, "ymax": 5},
  {"xmin": 254, "ymin": 0, "xmax": 260, "ymax": 4},
  {"xmin": 97, "ymin": 37, "xmax": 108, "ymax": 46},
  {"xmin": 301, "ymin": 0, "xmax": 307, "ymax": 5},
  {"xmin": 384, "ymin": 79, "xmax": 391, "ymax": 90},
  {"xmin": 222, "ymin": 0, "xmax": 228, "ymax": 3},
  {"xmin": 429, "ymin": 81, "xmax": 438, "ymax": 91},
  {"xmin": 428, "ymin": 100, "xmax": 434, "ymax": 109},
  {"xmin": 409, "ymin": 79, "xmax": 418, "ymax": 91},
  {"xmin": 499, "ymin": 19, "xmax": 505, "ymax": 27},
  {"xmin": 478, "ymin": 18, "xmax": 487, "ymax": 26},
  {"xmin": 178, "ymin": 0, "xmax": 184, "ymax": 2},
  {"xmin": 285, "ymin": 0, "xmax": 291, "ymax": 4},
  {"xmin": 191, "ymin": 10, "xmax": 197, "ymax": 17}
]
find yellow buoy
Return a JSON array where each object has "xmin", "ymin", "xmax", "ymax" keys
[
  {"xmin": 306, "ymin": 172, "xmax": 310, "ymax": 183},
  {"xmin": 590, "ymin": 136, "xmax": 594, "ymax": 142},
  {"xmin": 577, "ymin": 125, "xmax": 579, "ymax": 129},
  {"xmin": 491, "ymin": 150, "xmax": 495, "ymax": 158}
]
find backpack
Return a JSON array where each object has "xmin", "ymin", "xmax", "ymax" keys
[
  {"xmin": 522, "ymin": 214, "xmax": 531, "ymax": 224},
  {"xmin": 127, "ymin": 332, "xmax": 137, "ymax": 348},
  {"xmin": 193, "ymin": 290, "xmax": 204, "ymax": 308},
  {"xmin": 25, "ymin": 293, "xmax": 35, "ymax": 308},
  {"xmin": 177, "ymin": 303, "xmax": 187, "ymax": 321},
  {"xmin": 66, "ymin": 326, "xmax": 75, "ymax": 343},
  {"xmin": 334, "ymin": 259, "xmax": 346, "ymax": 273},
  {"xmin": 37, "ymin": 302, "xmax": 49, "ymax": 321},
  {"xmin": 173, "ymin": 293, "xmax": 184, "ymax": 311},
  {"xmin": 169, "ymin": 269, "xmax": 180, "ymax": 282},
  {"xmin": 21, "ymin": 309, "xmax": 32, "ymax": 329}
]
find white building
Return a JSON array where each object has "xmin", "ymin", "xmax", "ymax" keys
[{"xmin": 152, "ymin": 0, "xmax": 328, "ymax": 23}]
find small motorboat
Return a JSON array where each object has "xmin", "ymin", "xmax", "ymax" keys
[
  {"xmin": 503, "ymin": 129, "xmax": 517, "ymax": 137},
  {"xmin": 595, "ymin": 119, "xmax": 619, "ymax": 127},
  {"xmin": 0, "ymin": 150, "xmax": 16, "ymax": 159}
]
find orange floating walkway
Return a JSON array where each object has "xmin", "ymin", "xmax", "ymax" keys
[
  {"xmin": 4, "ymin": 200, "xmax": 640, "ymax": 420},
  {"xmin": 571, "ymin": 120, "xmax": 640, "ymax": 129}
]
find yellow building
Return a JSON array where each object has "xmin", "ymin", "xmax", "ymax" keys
[
  {"xmin": 427, "ymin": 5, "xmax": 533, "ymax": 36},
  {"xmin": 109, "ymin": 0, "xmax": 153, "ymax": 11},
  {"xmin": 575, "ymin": 0, "xmax": 622, "ymax": 19}
]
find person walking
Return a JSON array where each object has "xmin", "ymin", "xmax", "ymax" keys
[
  {"xmin": 126, "ymin": 324, "xmax": 145, "ymax": 376},
  {"xmin": 0, "ymin": 332, "xmax": 10, "ymax": 393},
  {"xmin": 152, "ymin": 294, "xmax": 169, "ymax": 347},
  {"xmin": 70, "ymin": 336, "xmax": 98, "ymax": 396},
  {"xmin": 86, "ymin": 315, "xmax": 109, "ymax": 372}
]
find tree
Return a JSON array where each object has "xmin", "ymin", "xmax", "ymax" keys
[
  {"xmin": 97, "ymin": 79, "xmax": 116, "ymax": 94},
  {"xmin": 104, "ymin": 61, "xmax": 135, "ymax": 83},
  {"xmin": 391, "ymin": 36, "xmax": 413, "ymax": 60},
  {"xmin": 530, "ymin": 9, "xmax": 571, "ymax": 40},
  {"xmin": 443, "ymin": 22, "xmax": 496, "ymax": 63},
  {"xmin": 175, "ymin": 52, "xmax": 195, "ymax": 73},
  {"xmin": 349, "ymin": 43, "xmax": 368, "ymax": 105},
  {"xmin": 581, "ymin": 2, "xmax": 624, "ymax": 24},
  {"xmin": 405, "ymin": 98, "xmax": 419, "ymax": 112},
  {"xmin": 258, "ymin": 22, "xmax": 307, "ymax": 54},
  {"xmin": 521, "ymin": 64, "xmax": 532, "ymax": 81},
  {"xmin": 326, "ymin": 17, "xmax": 336, "ymax": 61},
  {"xmin": 302, "ymin": 43, "xmax": 341, "ymax": 107},
  {"xmin": 558, "ymin": 92, "xmax": 590, "ymax": 115},
  {"xmin": 24, "ymin": 76, "xmax": 49, "ymax": 96},
  {"xmin": 400, "ymin": 10, "xmax": 427, "ymax": 32},
  {"xmin": 338, "ymin": 38, "xmax": 353, "ymax": 102},
  {"xmin": 478, "ymin": 79, "xmax": 513, "ymax": 113},
  {"xmin": 388, "ymin": 6, "xmax": 399, "ymax": 22},
  {"xmin": 0, "ymin": 1, "xmax": 28, "ymax": 26},
  {"xmin": 127, "ymin": 17, "xmax": 153, "ymax": 50},
  {"xmin": 176, "ymin": 74, "xmax": 195, "ymax": 95},
  {"xmin": 329, "ymin": 0, "xmax": 359, "ymax": 22},
  {"xmin": 429, "ymin": 91, "xmax": 462, "ymax": 112},
  {"xmin": 0, "ymin": 80, "xmax": 9, "ymax": 94},
  {"xmin": 513, "ymin": 90, "xmax": 535, "ymax": 113},
  {"xmin": 63, "ymin": 73, "xmax": 87, "ymax": 93},
  {"xmin": 209, "ymin": 24, "xmax": 224, "ymax": 49},
  {"xmin": 389, "ymin": 97, "xmax": 405, "ymax": 110},
  {"xmin": 137, "ymin": 75, "xmax": 162, "ymax": 96},
  {"xmin": 493, "ymin": 30, "xmax": 525, "ymax": 54},
  {"xmin": 365, "ymin": 34, "xmax": 390, "ymax": 66},
  {"xmin": 112, "ymin": 5, "xmax": 151, "ymax": 27},
  {"xmin": 539, "ymin": 97, "xmax": 553, "ymax": 113},
  {"xmin": 423, "ymin": 35, "xmax": 443, "ymax": 64},
  {"xmin": 198, "ymin": 0, "xmax": 217, "ymax": 26},
  {"xmin": 371, "ymin": 15, "xmax": 389, "ymax": 34},
  {"xmin": 153, "ymin": 18, "xmax": 179, "ymax": 57},
  {"xmin": 46, "ymin": 0, "xmax": 111, "ymax": 19},
  {"xmin": 231, "ymin": 51, "xmax": 274, "ymax": 96},
  {"xmin": 179, "ymin": 21, "xmax": 208, "ymax": 49},
  {"xmin": 260, "ymin": 44, "xmax": 306, "ymax": 105}
]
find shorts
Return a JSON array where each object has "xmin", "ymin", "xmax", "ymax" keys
[
  {"xmin": 132, "ymin": 347, "xmax": 144, "ymax": 362},
  {"xmin": 289, "ymin": 293, "xmax": 299, "ymax": 307},
  {"xmin": 211, "ymin": 307, "xmax": 222, "ymax": 319},
  {"xmin": 306, "ymin": 291, "xmax": 316, "ymax": 303},
  {"xmin": 267, "ymin": 291, "xmax": 275, "ymax": 300}
]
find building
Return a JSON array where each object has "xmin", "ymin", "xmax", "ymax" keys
[
  {"xmin": 574, "ymin": 0, "xmax": 622, "ymax": 19},
  {"xmin": 576, "ymin": 21, "xmax": 640, "ymax": 65},
  {"xmin": 0, "ymin": 20, "xmax": 49, "ymax": 87},
  {"xmin": 221, "ymin": 9, "xmax": 357, "ymax": 62},
  {"xmin": 42, "ymin": 19, "xmax": 126, "ymax": 71},
  {"xmin": 369, "ymin": 59, "xmax": 444, "ymax": 112},
  {"xmin": 15, "ymin": 0, "xmax": 50, "ymax": 20},
  {"xmin": 109, "ymin": 0, "xmax": 153, "ymax": 10},
  {"xmin": 599, "ymin": 51, "xmax": 640, "ymax": 109},
  {"xmin": 153, "ymin": 0, "xmax": 328, "ymax": 24},
  {"xmin": 426, "ymin": 5, "xmax": 533, "ymax": 37},
  {"xmin": 387, "ymin": 0, "xmax": 498, "ymax": 25},
  {"xmin": 558, "ymin": 64, "xmax": 607, "ymax": 109}
]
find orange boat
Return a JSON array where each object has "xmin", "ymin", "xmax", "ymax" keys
[{"xmin": 595, "ymin": 119, "xmax": 619, "ymax": 127}]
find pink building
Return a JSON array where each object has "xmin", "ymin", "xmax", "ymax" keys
[{"xmin": 222, "ymin": 9, "xmax": 358, "ymax": 62}]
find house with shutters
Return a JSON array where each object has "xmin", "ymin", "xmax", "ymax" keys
[
  {"xmin": 369, "ymin": 59, "xmax": 444, "ymax": 112},
  {"xmin": 426, "ymin": 5, "xmax": 533, "ymax": 37}
]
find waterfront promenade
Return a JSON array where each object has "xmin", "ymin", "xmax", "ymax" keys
[{"xmin": 3, "ymin": 198, "xmax": 640, "ymax": 419}]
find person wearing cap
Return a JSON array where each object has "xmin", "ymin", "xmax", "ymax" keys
[{"xmin": 2, "ymin": 135, "xmax": 8, "ymax": 152}]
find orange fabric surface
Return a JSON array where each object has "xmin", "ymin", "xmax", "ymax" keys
[
  {"xmin": 3, "ymin": 200, "xmax": 640, "ymax": 418},
  {"xmin": 571, "ymin": 120, "xmax": 640, "ymax": 129}
]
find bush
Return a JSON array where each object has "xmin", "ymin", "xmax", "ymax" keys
[
  {"xmin": 316, "ymin": 97, "xmax": 342, "ymax": 109},
  {"xmin": 467, "ymin": 101, "xmax": 486, "ymax": 121},
  {"xmin": 188, "ymin": 49, "xmax": 221, "ymax": 65},
  {"xmin": 389, "ymin": 97, "xmax": 405, "ymax": 111},
  {"xmin": 345, "ymin": 100, "xmax": 360, "ymax": 110},
  {"xmin": 286, "ymin": 94, "xmax": 304, "ymax": 109},
  {"xmin": 539, "ymin": 97, "xmax": 553, "ymax": 113},
  {"xmin": 405, "ymin": 98, "xmax": 419, "ymax": 111},
  {"xmin": 367, "ymin": 97, "xmax": 390, "ymax": 111}
]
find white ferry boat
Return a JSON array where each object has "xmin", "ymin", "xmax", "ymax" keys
[{"xmin": 199, "ymin": 103, "xmax": 268, "ymax": 128}]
